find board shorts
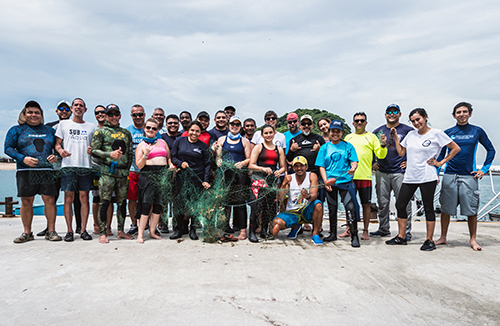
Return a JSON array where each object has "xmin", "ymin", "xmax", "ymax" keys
[
  {"xmin": 60, "ymin": 167, "xmax": 93, "ymax": 192},
  {"xmin": 127, "ymin": 171, "xmax": 140, "ymax": 200},
  {"xmin": 274, "ymin": 199, "xmax": 322, "ymax": 228},
  {"xmin": 440, "ymin": 174, "xmax": 480, "ymax": 216},
  {"xmin": 354, "ymin": 179, "xmax": 372, "ymax": 205},
  {"xmin": 16, "ymin": 170, "xmax": 59, "ymax": 197}
]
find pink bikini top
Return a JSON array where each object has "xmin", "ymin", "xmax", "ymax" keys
[{"xmin": 146, "ymin": 141, "xmax": 167, "ymax": 159}]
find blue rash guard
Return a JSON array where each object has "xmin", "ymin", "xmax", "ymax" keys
[
  {"xmin": 4, "ymin": 123, "xmax": 57, "ymax": 170},
  {"xmin": 437, "ymin": 123, "xmax": 496, "ymax": 175}
]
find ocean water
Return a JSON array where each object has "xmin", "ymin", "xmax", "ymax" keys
[{"xmin": 1, "ymin": 169, "xmax": 500, "ymax": 215}]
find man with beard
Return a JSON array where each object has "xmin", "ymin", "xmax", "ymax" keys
[
  {"xmin": 286, "ymin": 114, "xmax": 325, "ymax": 233},
  {"xmin": 125, "ymin": 104, "xmax": 146, "ymax": 235},
  {"xmin": 91, "ymin": 104, "xmax": 134, "ymax": 244},
  {"xmin": 345, "ymin": 112, "xmax": 387, "ymax": 240},
  {"xmin": 250, "ymin": 110, "xmax": 286, "ymax": 150},
  {"xmin": 162, "ymin": 114, "xmax": 183, "ymax": 150},
  {"xmin": 242, "ymin": 118, "xmax": 256, "ymax": 142},
  {"xmin": 283, "ymin": 113, "xmax": 301, "ymax": 155},
  {"xmin": 153, "ymin": 107, "xmax": 167, "ymax": 135},
  {"xmin": 55, "ymin": 98, "xmax": 96, "ymax": 241},
  {"xmin": 209, "ymin": 110, "xmax": 229, "ymax": 139},
  {"xmin": 271, "ymin": 156, "xmax": 323, "ymax": 245},
  {"xmin": 371, "ymin": 104, "xmax": 414, "ymax": 240},
  {"xmin": 181, "ymin": 111, "xmax": 216, "ymax": 146},
  {"xmin": 37, "ymin": 100, "xmax": 80, "ymax": 237}
]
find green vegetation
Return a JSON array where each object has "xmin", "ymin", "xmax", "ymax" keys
[{"xmin": 274, "ymin": 108, "xmax": 351, "ymax": 136}]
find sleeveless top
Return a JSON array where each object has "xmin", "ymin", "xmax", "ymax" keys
[
  {"xmin": 257, "ymin": 144, "xmax": 280, "ymax": 170},
  {"xmin": 146, "ymin": 140, "xmax": 167, "ymax": 159},
  {"xmin": 222, "ymin": 136, "xmax": 245, "ymax": 163},
  {"xmin": 286, "ymin": 172, "xmax": 311, "ymax": 211}
]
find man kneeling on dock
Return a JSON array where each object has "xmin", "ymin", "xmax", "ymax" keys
[{"xmin": 271, "ymin": 156, "xmax": 324, "ymax": 245}]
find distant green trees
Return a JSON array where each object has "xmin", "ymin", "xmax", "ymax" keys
[{"xmin": 274, "ymin": 108, "xmax": 351, "ymax": 135}]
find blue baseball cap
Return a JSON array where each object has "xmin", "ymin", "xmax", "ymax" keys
[
  {"xmin": 386, "ymin": 103, "xmax": 400, "ymax": 111},
  {"xmin": 329, "ymin": 119, "xmax": 344, "ymax": 130}
]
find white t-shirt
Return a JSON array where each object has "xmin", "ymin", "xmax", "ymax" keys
[
  {"xmin": 401, "ymin": 128, "xmax": 452, "ymax": 184},
  {"xmin": 251, "ymin": 130, "xmax": 286, "ymax": 149},
  {"xmin": 55, "ymin": 120, "xmax": 96, "ymax": 169}
]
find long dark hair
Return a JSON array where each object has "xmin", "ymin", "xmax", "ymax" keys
[{"xmin": 188, "ymin": 120, "xmax": 203, "ymax": 131}]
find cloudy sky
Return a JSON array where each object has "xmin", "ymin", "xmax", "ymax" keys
[{"xmin": 1, "ymin": 0, "xmax": 498, "ymax": 164}]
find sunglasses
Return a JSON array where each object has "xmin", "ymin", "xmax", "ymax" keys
[
  {"xmin": 229, "ymin": 122, "xmax": 241, "ymax": 127},
  {"xmin": 58, "ymin": 107, "xmax": 71, "ymax": 112},
  {"xmin": 354, "ymin": 119, "xmax": 366, "ymax": 123},
  {"xmin": 167, "ymin": 121, "xmax": 179, "ymax": 125},
  {"xmin": 95, "ymin": 110, "xmax": 106, "ymax": 115},
  {"xmin": 106, "ymin": 112, "xmax": 120, "ymax": 117},
  {"xmin": 265, "ymin": 116, "xmax": 277, "ymax": 121},
  {"xmin": 301, "ymin": 121, "xmax": 312, "ymax": 126},
  {"xmin": 386, "ymin": 110, "xmax": 400, "ymax": 115},
  {"xmin": 244, "ymin": 124, "xmax": 255, "ymax": 128},
  {"xmin": 287, "ymin": 120, "xmax": 298, "ymax": 124},
  {"xmin": 131, "ymin": 113, "xmax": 144, "ymax": 118},
  {"xmin": 145, "ymin": 126, "xmax": 158, "ymax": 131}
]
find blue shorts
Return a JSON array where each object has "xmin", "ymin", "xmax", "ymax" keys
[
  {"xmin": 274, "ymin": 199, "xmax": 322, "ymax": 228},
  {"xmin": 60, "ymin": 168, "xmax": 93, "ymax": 192}
]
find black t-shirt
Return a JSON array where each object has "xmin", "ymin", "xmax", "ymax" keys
[
  {"xmin": 161, "ymin": 132, "xmax": 182, "ymax": 150},
  {"xmin": 286, "ymin": 132, "xmax": 325, "ymax": 175},
  {"xmin": 171, "ymin": 137, "xmax": 211, "ymax": 183},
  {"xmin": 209, "ymin": 127, "xmax": 228, "ymax": 140}
]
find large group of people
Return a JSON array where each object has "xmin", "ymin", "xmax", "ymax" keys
[{"xmin": 4, "ymin": 99, "xmax": 495, "ymax": 251}]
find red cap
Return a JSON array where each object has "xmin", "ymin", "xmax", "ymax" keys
[{"xmin": 286, "ymin": 113, "xmax": 299, "ymax": 121}]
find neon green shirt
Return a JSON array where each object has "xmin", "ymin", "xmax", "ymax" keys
[{"xmin": 345, "ymin": 131, "xmax": 387, "ymax": 180}]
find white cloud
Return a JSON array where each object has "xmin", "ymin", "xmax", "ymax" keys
[{"xmin": 0, "ymin": 0, "xmax": 499, "ymax": 165}]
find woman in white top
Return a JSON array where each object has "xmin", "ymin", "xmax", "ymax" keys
[{"xmin": 386, "ymin": 108, "xmax": 460, "ymax": 251}]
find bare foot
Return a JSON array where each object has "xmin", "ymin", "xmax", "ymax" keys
[
  {"xmin": 117, "ymin": 231, "xmax": 134, "ymax": 240},
  {"xmin": 303, "ymin": 224, "xmax": 312, "ymax": 232},
  {"xmin": 361, "ymin": 230, "xmax": 369, "ymax": 240},
  {"xmin": 470, "ymin": 239, "xmax": 482, "ymax": 251},
  {"xmin": 149, "ymin": 234, "xmax": 162, "ymax": 240},
  {"xmin": 435, "ymin": 237, "xmax": 447, "ymax": 245},
  {"xmin": 94, "ymin": 225, "xmax": 100, "ymax": 235},
  {"xmin": 106, "ymin": 228, "xmax": 114, "ymax": 236},
  {"xmin": 237, "ymin": 229, "xmax": 247, "ymax": 240},
  {"xmin": 98, "ymin": 235, "xmax": 109, "ymax": 244},
  {"xmin": 338, "ymin": 229, "xmax": 350, "ymax": 238},
  {"xmin": 136, "ymin": 238, "xmax": 144, "ymax": 244}
]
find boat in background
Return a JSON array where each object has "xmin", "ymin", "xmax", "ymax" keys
[{"xmin": 14, "ymin": 203, "xmax": 64, "ymax": 216}]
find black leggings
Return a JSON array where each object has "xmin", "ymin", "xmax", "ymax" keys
[
  {"xmin": 224, "ymin": 169, "xmax": 250, "ymax": 230},
  {"xmin": 397, "ymin": 181, "xmax": 437, "ymax": 221}
]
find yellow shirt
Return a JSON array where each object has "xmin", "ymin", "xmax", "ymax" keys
[{"xmin": 345, "ymin": 132, "xmax": 387, "ymax": 180}]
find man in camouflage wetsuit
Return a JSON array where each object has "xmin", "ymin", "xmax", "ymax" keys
[{"xmin": 91, "ymin": 104, "xmax": 134, "ymax": 243}]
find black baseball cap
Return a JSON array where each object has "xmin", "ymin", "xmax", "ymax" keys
[
  {"xmin": 105, "ymin": 104, "xmax": 121, "ymax": 114},
  {"xmin": 197, "ymin": 111, "xmax": 210, "ymax": 119}
]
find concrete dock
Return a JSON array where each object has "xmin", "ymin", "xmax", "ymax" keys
[{"xmin": 1, "ymin": 216, "xmax": 499, "ymax": 326}]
